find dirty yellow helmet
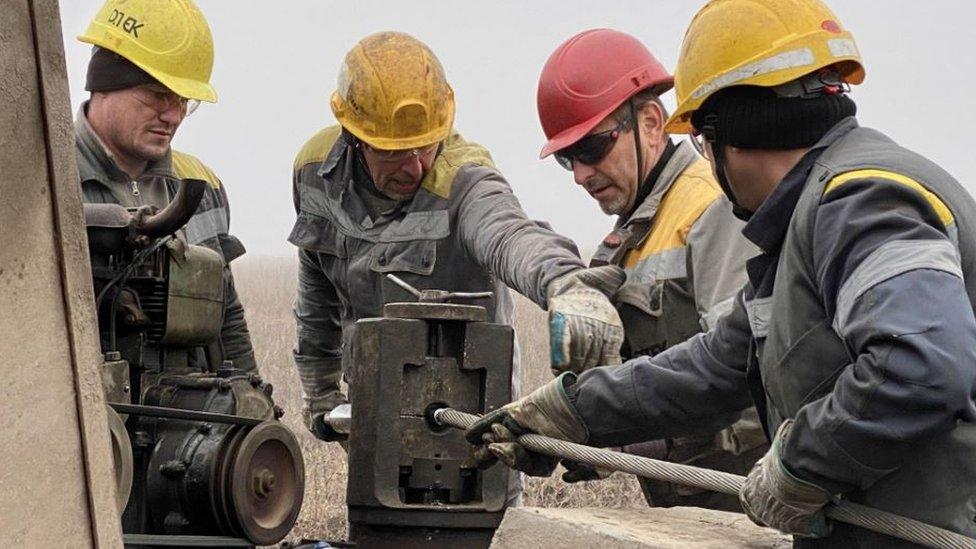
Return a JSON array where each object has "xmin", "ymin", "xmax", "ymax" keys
[
  {"xmin": 78, "ymin": 0, "xmax": 217, "ymax": 103},
  {"xmin": 665, "ymin": 0, "xmax": 864, "ymax": 134},
  {"xmin": 331, "ymin": 32, "xmax": 455, "ymax": 151}
]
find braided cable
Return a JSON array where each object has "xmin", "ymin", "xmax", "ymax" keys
[{"xmin": 434, "ymin": 408, "xmax": 976, "ymax": 549}]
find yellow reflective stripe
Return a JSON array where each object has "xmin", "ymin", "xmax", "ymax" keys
[
  {"xmin": 172, "ymin": 150, "xmax": 220, "ymax": 189},
  {"xmin": 824, "ymin": 169, "xmax": 954, "ymax": 228},
  {"xmin": 623, "ymin": 158, "xmax": 720, "ymax": 268},
  {"xmin": 294, "ymin": 125, "xmax": 343, "ymax": 170}
]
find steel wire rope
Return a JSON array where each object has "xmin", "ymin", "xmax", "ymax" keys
[{"xmin": 434, "ymin": 408, "xmax": 976, "ymax": 549}]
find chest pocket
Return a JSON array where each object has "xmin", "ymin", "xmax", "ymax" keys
[
  {"xmin": 289, "ymin": 212, "xmax": 347, "ymax": 258},
  {"xmin": 756, "ymin": 296, "xmax": 852, "ymax": 417},
  {"xmin": 368, "ymin": 210, "xmax": 449, "ymax": 276}
]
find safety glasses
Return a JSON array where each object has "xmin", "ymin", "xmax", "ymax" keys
[
  {"xmin": 132, "ymin": 84, "xmax": 200, "ymax": 117},
  {"xmin": 361, "ymin": 142, "xmax": 439, "ymax": 164},
  {"xmin": 554, "ymin": 118, "xmax": 630, "ymax": 170}
]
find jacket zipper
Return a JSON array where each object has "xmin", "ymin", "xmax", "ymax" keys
[{"xmin": 131, "ymin": 180, "xmax": 140, "ymax": 197}]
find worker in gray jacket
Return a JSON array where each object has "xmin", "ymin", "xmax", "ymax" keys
[
  {"xmin": 534, "ymin": 28, "xmax": 765, "ymax": 511},
  {"xmin": 76, "ymin": 0, "xmax": 256, "ymax": 373},
  {"xmin": 467, "ymin": 1, "xmax": 976, "ymax": 546},
  {"xmin": 290, "ymin": 32, "xmax": 623, "ymax": 443}
]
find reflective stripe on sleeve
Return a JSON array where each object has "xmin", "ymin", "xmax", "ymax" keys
[
  {"xmin": 185, "ymin": 207, "xmax": 229, "ymax": 245},
  {"xmin": 833, "ymin": 238, "xmax": 962, "ymax": 336},
  {"xmin": 627, "ymin": 247, "xmax": 687, "ymax": 283}
]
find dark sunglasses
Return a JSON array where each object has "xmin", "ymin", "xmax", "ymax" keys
[{"xmin": 554, "ymin": 118, "xmax": 630, "ymax": 170}]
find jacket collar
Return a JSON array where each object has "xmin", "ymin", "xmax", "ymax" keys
[
  {"xmin": 619, "ymin": 139, "xmax": 700, "ymax": 228},
  {"xmin": 742, "ymin": 116, "xmax": 860, "ymax": 254}
]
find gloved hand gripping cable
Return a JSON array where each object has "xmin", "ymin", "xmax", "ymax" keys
[{"xmin": 434, "ymin": 407, "xmax": 976, "ymax": 549}]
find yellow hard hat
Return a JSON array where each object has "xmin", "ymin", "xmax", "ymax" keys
[
  {"xmin": 331, "ymin": 32, "xmax": 455, "ymax": 151},
  {"xmin": 78, "ymin": 0, "xmax": 217, "ymax": 103},
  {"xmin": 665, "ymin": 0, "xmax": 865, "ymax": 134}
]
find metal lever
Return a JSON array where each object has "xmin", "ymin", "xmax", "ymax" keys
[{"xmin": 386, "ymin": 273, "xmax": 493, "ymax": 303}]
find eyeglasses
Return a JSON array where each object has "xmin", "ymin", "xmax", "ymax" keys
[
  {"xmin": 554, "ymin": 118, "xmax": 630, "ymax": 171},
  {"xmin": 131, "ymin": 84, "xmax": 200, "ymax": 116},
  {"xmin": 361, "ymin": 142, "xmax": 439, "ymax": 164}
]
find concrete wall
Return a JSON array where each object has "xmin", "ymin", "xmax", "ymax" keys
[{"xmin": 0, "ymin": 0, "xmax": 122, "ymax": 546}]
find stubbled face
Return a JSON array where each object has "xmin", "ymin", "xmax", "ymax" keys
[
  {"xmin": 360, "ymin": 142, "xmax": 439, "ymax": 201},
  {"xmin": 569, "ymin": 117, "xmax": 640, "ymax": 216},
  {"xmin": 89, "ymin": 84, "xmax": 186, "ymax": 164}
]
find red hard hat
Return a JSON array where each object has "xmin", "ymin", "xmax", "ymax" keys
[{"xmin": 537, "ymin": 29, "xmax": 673, "ymax": 159}]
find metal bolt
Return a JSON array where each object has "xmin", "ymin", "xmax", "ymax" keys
[
  {"xmin": 252, "ymin": 468, "xmax": 276, "ymax": 499},
  {"xmin": 197, "ymin": 423, "xmax": 213, "ymax": 435}
]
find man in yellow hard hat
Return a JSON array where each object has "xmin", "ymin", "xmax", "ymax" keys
[
  {"xmin": 289, "ymin": 31, "xmax": 623, "ymax": 449},
  {"xmin": 76, "ymin": 0, "xmax": 256, "ymax": 373},
  {"xmin": 467, "ymin": 1, "xmax": 976, "ymax": 546},
  {"xmin": 76, "ymin": 0, "xmax": 261, "ymax": 386},
  {"xmin": 535, "ymin": 28, "xmax": 765, "ymax": 511}
]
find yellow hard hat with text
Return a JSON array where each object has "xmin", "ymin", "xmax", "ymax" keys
[
  {"xmin": 331, "ymin": 32, "xmax": 455, "ymax": 150},
  {"xmin": 78, "ymin": 0, "xmax": 217, "ymax": 102},
  {"xmin": 665, "ymin": 0, "xmax": 864, "ymax": 134}
]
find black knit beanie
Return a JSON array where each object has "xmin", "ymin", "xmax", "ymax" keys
[
  {"xmin": 85, "ymin": 47, "xmax": 161, "ymax": 92},
  {"xmin": 691, "ymin": 85, "xmax": 856, "ymax": 150}
]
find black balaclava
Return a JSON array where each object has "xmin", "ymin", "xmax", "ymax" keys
[{"xmin": 691, "ymin": 80, "xmax": 856, "ymax": 220}]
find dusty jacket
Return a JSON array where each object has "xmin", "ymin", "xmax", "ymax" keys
[
  {"xmin": 75, "ymin": 106, "xmax": 256, "ymax": 372},
  {"xmin": 569, "ymin": 118, "xmax": 976, "ymax": 547},
  {"xmin": 289, "ymin": 126, "xmax": 585, "ymax": 376},
  {"xmin": 593, "ymin": 140, "xmax": 754, "ymax": 357}
]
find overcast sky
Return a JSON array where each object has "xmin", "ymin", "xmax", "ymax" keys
[{"xmin": 58, "ymin": 1, "xmax": 976, "ymax": 257}]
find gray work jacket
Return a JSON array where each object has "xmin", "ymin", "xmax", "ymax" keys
[
  {"xmin": 75, "ymin": 106, "xmax": 256, "ymax": 372},
  {"xmin": 571, "ymin": 118, "xmax": 976, "ymax": 546},
  {"xmin": 288, "ymin": 126, "xmax": 585, "ymax": 382}
]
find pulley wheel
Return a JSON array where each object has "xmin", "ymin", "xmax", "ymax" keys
[
  {"xmin": 227, "ymin": 421, "xmax": 305, "ymax": 545},
  {"xmin": 105, "ymin": 404, "xmax": 133, "ymax": 512}
]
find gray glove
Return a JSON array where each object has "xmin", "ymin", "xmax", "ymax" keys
[
  {"xmin": 465, "ymin": 373, "xmax": 588, "ymax": 477},
  {"xmin": 295, "ymin": 354, "xmax": 347, "ymax": 442},
  {"xmin": 547, "ymin": 266, "xmax": 626, "ymax": 375},
  {"xmin": 740, "ymin": 420, "xmax": 832, "ymax": 537}
]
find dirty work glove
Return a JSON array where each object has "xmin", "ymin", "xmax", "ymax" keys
[
  {"xmin": 560, "ymin": 459, "xmax": 613, "ymax": 483},
  {"xmin": 740, "ymin": 420, "xmax": 832, "ymax": 537},
  {"xmin": 547, "ymin": 266, "xmax": 626, "ymax": 375},
  {"xmin": 295, "ymin": 354, "xmax": 348, "ymax": 442},
  {"xmin": 465, "ymin": 373, "xmax": 588, "ymax": 477}
]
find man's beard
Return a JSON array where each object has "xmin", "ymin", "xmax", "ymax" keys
[{"xmin": 600, "ymin": 194, "xmax": 628, "ymax": 216}]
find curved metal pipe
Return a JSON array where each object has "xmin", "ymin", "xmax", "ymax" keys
[{"xmin": 132, "ymin": 178, "xmax": 207, "ymax": 238}]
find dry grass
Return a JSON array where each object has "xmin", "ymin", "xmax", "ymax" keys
[{"xmin": 232, "ymin": 255, "xmax": 645, "ymax": 542}]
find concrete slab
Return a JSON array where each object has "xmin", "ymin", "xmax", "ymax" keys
[{"xmin": 490, "ymin": 506, "xmax": 791, "ymax": 548}]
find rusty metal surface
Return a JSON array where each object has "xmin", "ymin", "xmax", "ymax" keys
[
  {"xmin": 383, "ymin": 301, "xmax": 488, "ymax": 322},
  {"xmin": 345, "ymin": 308, "xmax": 514, "ymax": 548},
  {"xmin": 0, "ymin": 0, "xmax": 123, "ymax": 546}
]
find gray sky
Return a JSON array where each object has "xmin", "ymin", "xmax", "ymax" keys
[{"xmin": 58, "ymin": 1, "xmax": 976, "ymax": 257}]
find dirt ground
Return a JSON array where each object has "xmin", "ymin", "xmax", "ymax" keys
[{"xmin": 232, "ymin": 255, "xmax": 645, "ymax": 541}]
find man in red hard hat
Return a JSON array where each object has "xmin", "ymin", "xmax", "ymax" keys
[{"xmin": 534, "ymin": 28, "xmax": 764, "ymax": 511}]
